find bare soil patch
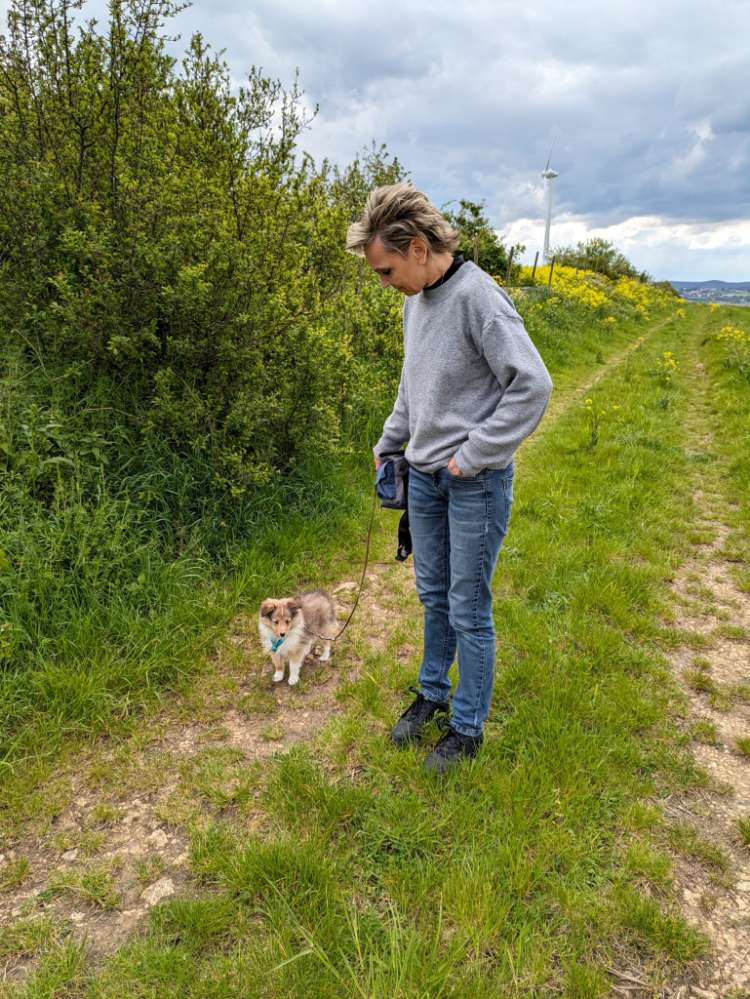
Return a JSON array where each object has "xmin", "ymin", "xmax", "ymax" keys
[{"xmin": 662, "ymin": 434, "xmax": 750, "ymax": 993}]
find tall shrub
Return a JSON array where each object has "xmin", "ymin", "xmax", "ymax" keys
[{"xmin": 0, "ymin": 0, "xmax": 403, "ymax": 499}]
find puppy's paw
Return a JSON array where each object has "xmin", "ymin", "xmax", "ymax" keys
[
  {"xmin": 288, "ymin": 676, "xmax": 299, "ymax": 686},
  {"xmin": 273, "ymin": 670, "xmax": 284, "ymax": 683}
]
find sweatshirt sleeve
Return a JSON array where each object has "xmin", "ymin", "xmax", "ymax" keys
[
  {"xmin": 453, "ymin": 313, "xmax": 553, "ymax": 475},
  {"xmin": 373, "ymin": 370, "xmax": 410, "ymax": 458}
]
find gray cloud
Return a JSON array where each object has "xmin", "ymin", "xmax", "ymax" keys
[
  {"xmin": 215, "ymin": 0, "xmax": 749, "ymax": 232},
  {"xmin": 1, "ymin": 0, "xmax": 748, "ymax": 277}
]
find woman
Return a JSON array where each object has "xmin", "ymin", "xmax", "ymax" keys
[{"xmin": 346, "ymin": 183, "xmax": 553, "ymax": 773}]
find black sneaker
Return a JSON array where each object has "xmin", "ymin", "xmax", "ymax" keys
[
  {"xmin": 390, "ymin": 686, "xmax": 449, "ymax": 747},
  {"xmin": 424, "ymin": 718, "xmax": 483, "ymax": 773}
]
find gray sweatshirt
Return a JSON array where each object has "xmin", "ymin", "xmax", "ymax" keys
[{"xmin": 374, "ymin": 262, "xmax": 553, "ymax": 476}]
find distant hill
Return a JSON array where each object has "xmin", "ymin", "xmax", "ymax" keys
[
  {"xmin": 671, "ymin": 280, "xmax": 750, "ymax": 291},
  {"xmin": 669, "ymin": 280, "xmax": 750, "ymax": 306}
]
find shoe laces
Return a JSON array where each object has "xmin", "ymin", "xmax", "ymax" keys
[
  {"xmin": 434, "ymin": 715, "xmax": 463, "ymax": 749},
  {"xmin": 399, "ymin": 685, "xmax": 427, "ymax": 721}
]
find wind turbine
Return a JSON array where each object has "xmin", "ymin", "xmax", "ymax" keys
[{"xmin": 541, "ymin": 142, "xmax": 559, "ymax": 262}]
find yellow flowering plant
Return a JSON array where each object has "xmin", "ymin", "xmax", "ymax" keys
[
  {"xmin": 516, "ymin": 264, "xmax": 675, "ymax": 322},
  {"xmin": 583, "ymin": 396, "xmax": 620, "ymax": 451},
  {"xmin": 656, "ymin": 350, "xmax": 679, "ymax": 386},
  {"xmin": 715, "ymin": 324, "xmax": 750, "ymax": 380}
]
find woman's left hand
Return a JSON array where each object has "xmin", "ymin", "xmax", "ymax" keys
[{"xmin": 447, "ymin": 456, "xmax": 463, "ymax": 476}]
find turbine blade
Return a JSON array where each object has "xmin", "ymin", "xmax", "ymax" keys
[{"xmin": 544, "ymin": 137, "xmax": 556, "ymax": 172}]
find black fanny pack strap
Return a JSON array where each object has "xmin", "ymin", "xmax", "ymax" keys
[{"xmin": 396, "ymin": 510, "xmax": 412, "ymax": 562}]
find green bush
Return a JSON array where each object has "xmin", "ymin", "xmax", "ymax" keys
[
  {"xmin": 552, "ymin": 237, "xmax": 644, "ymax": 281},
  {"xmin": 0, "ymin": 1, "xmax": 403, "ymax": 501}
]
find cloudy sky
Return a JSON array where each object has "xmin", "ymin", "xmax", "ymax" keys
[{"xmin": 2, "ymin": 0, "xmax": 748, "ymax": 280}]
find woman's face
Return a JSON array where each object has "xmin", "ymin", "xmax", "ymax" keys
[{"xmin": 364, "ymin": 236, "xmax": 429, "ymax": 296}]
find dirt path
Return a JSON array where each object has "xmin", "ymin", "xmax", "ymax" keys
[
  {"xmin": 539, "ymin": 319, "xmax": 667, "ymax": 429},
  {"xmin": 660, "ymin": 355, "xmax": 750, "ymax": 999}
]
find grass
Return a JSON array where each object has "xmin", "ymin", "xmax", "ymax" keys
[
  {"xmin": 45, "ymin": 864, "xmax": 122, "ymax": 912},
  {"xmin": 4, "ymin": 300, "xmax": 750, "ymax": 996},
  {"xmin": 0, "ymin": 856, "xmax": 30, "ymax": 892},
  {"xmin": 87, "ymin": 804, "xmax": 123, "ymax": 828},
  {"xmin": 665, "ymin": 822, "xmax": 731, "ymax": 873},
  {"xmin": 134, "ymin": 855, "xmax": 167, "ymax": 887},
  {"xmin": 689, "ymin": 719, "xmax": 720, "ymax": 746},
  {"xmin": 77, "ymin": 831, "xmax": 107, "ymax": 858},
  {"xmin": 0, "ymin": 915, "xmax": 62, "ymax": 962},
  {"xmin": 685, "ymin": 669, "xmax": 718, "ymax": 695},
  {"xmin": 712, "ymin": 623, "xmax": 748, "ymax": 641}
]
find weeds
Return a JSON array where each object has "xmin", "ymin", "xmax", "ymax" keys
[
  {"xmin": 583, "ymin": 395, "xmax": 620, "ymax": 450},
  {"xmin": 656, "ymin": 350, "xmax": 680, "ymax": 387},
  {"xmin": 46, "ymin": 864, "xmax": 121, "ymax": 911},
  {"xmin": 0, "ymin": 857, "xmax": 30, "ymax": 891}
]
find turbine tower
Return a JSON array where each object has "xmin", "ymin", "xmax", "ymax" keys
[{"xmin": 541, "ymin": 144, "xmax": 559, "ymax": 262}]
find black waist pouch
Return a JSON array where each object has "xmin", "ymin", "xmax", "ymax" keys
[
  {"xmin": 374, "ymin": 451, "xmax": 412, "ymax": 561},
  {"xmin": 375, "ymin": 451, "xmax": 409, "ymax": 509}
]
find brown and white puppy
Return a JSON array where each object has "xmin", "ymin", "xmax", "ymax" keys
[{"xmin": 258, "ymin": 590, "xmax": 338, "ymax": 685}]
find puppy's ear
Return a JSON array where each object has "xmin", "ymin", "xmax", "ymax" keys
[
  {"xmin": 288, "ymin": 599, "xmax": 302, "ymax": 615},
  {"xmin": 260, "ymin": 599, "xmax": 277, "ymax": 618}
]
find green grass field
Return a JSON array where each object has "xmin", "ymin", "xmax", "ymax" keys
[{"xmin": 1, "ymin": 301, "xmax": 749, "ymax": 998}]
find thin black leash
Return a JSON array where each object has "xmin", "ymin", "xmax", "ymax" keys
[{"xmin": 302, "ymin": 484, "xmax": 380, "ymax": 644}]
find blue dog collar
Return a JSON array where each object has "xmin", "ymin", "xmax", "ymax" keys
[{"xmin": 270, "ymin": 637, "xmax": 285, "ymax": 653}]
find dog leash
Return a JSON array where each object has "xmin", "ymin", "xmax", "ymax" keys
[{"xmin": 300, "ymin": 484, "xmax": 380, "ymax": 645}]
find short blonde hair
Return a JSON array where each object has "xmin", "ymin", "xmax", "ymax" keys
[{"xmin": 346, "ymin": 182, "xmax": 459, "ymax": 257}]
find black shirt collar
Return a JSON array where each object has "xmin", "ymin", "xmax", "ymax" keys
[{"xmin": 423, "ymin": 252, "xmax": 465, "ymax": 292}]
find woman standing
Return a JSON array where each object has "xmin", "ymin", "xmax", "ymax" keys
[{"xmin": 346, "ymin": 184, "xmax": 553, "ymax": 773}]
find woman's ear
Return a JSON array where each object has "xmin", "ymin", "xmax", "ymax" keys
[{"xmin": 410, "ymin": 236, "xmax": 428, "ymax": 264}]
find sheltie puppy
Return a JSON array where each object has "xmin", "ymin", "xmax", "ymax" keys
[{"xmin": 258, "ymin": 590, "xmax": 338, "ymax": 685}]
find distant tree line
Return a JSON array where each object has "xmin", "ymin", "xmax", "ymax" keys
[{"xmin": 551, "ymin": 237, "xmax": 649, "ymax": 282}]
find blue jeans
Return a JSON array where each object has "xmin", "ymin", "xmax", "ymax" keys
[{"xmin": 408, "ymin": 464, "xmax": 514, "ymax": 738}]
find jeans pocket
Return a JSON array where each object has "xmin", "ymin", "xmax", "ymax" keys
[{"xmin": 447, "ymin": 466, "xmax": 484, "ymax": 482}]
